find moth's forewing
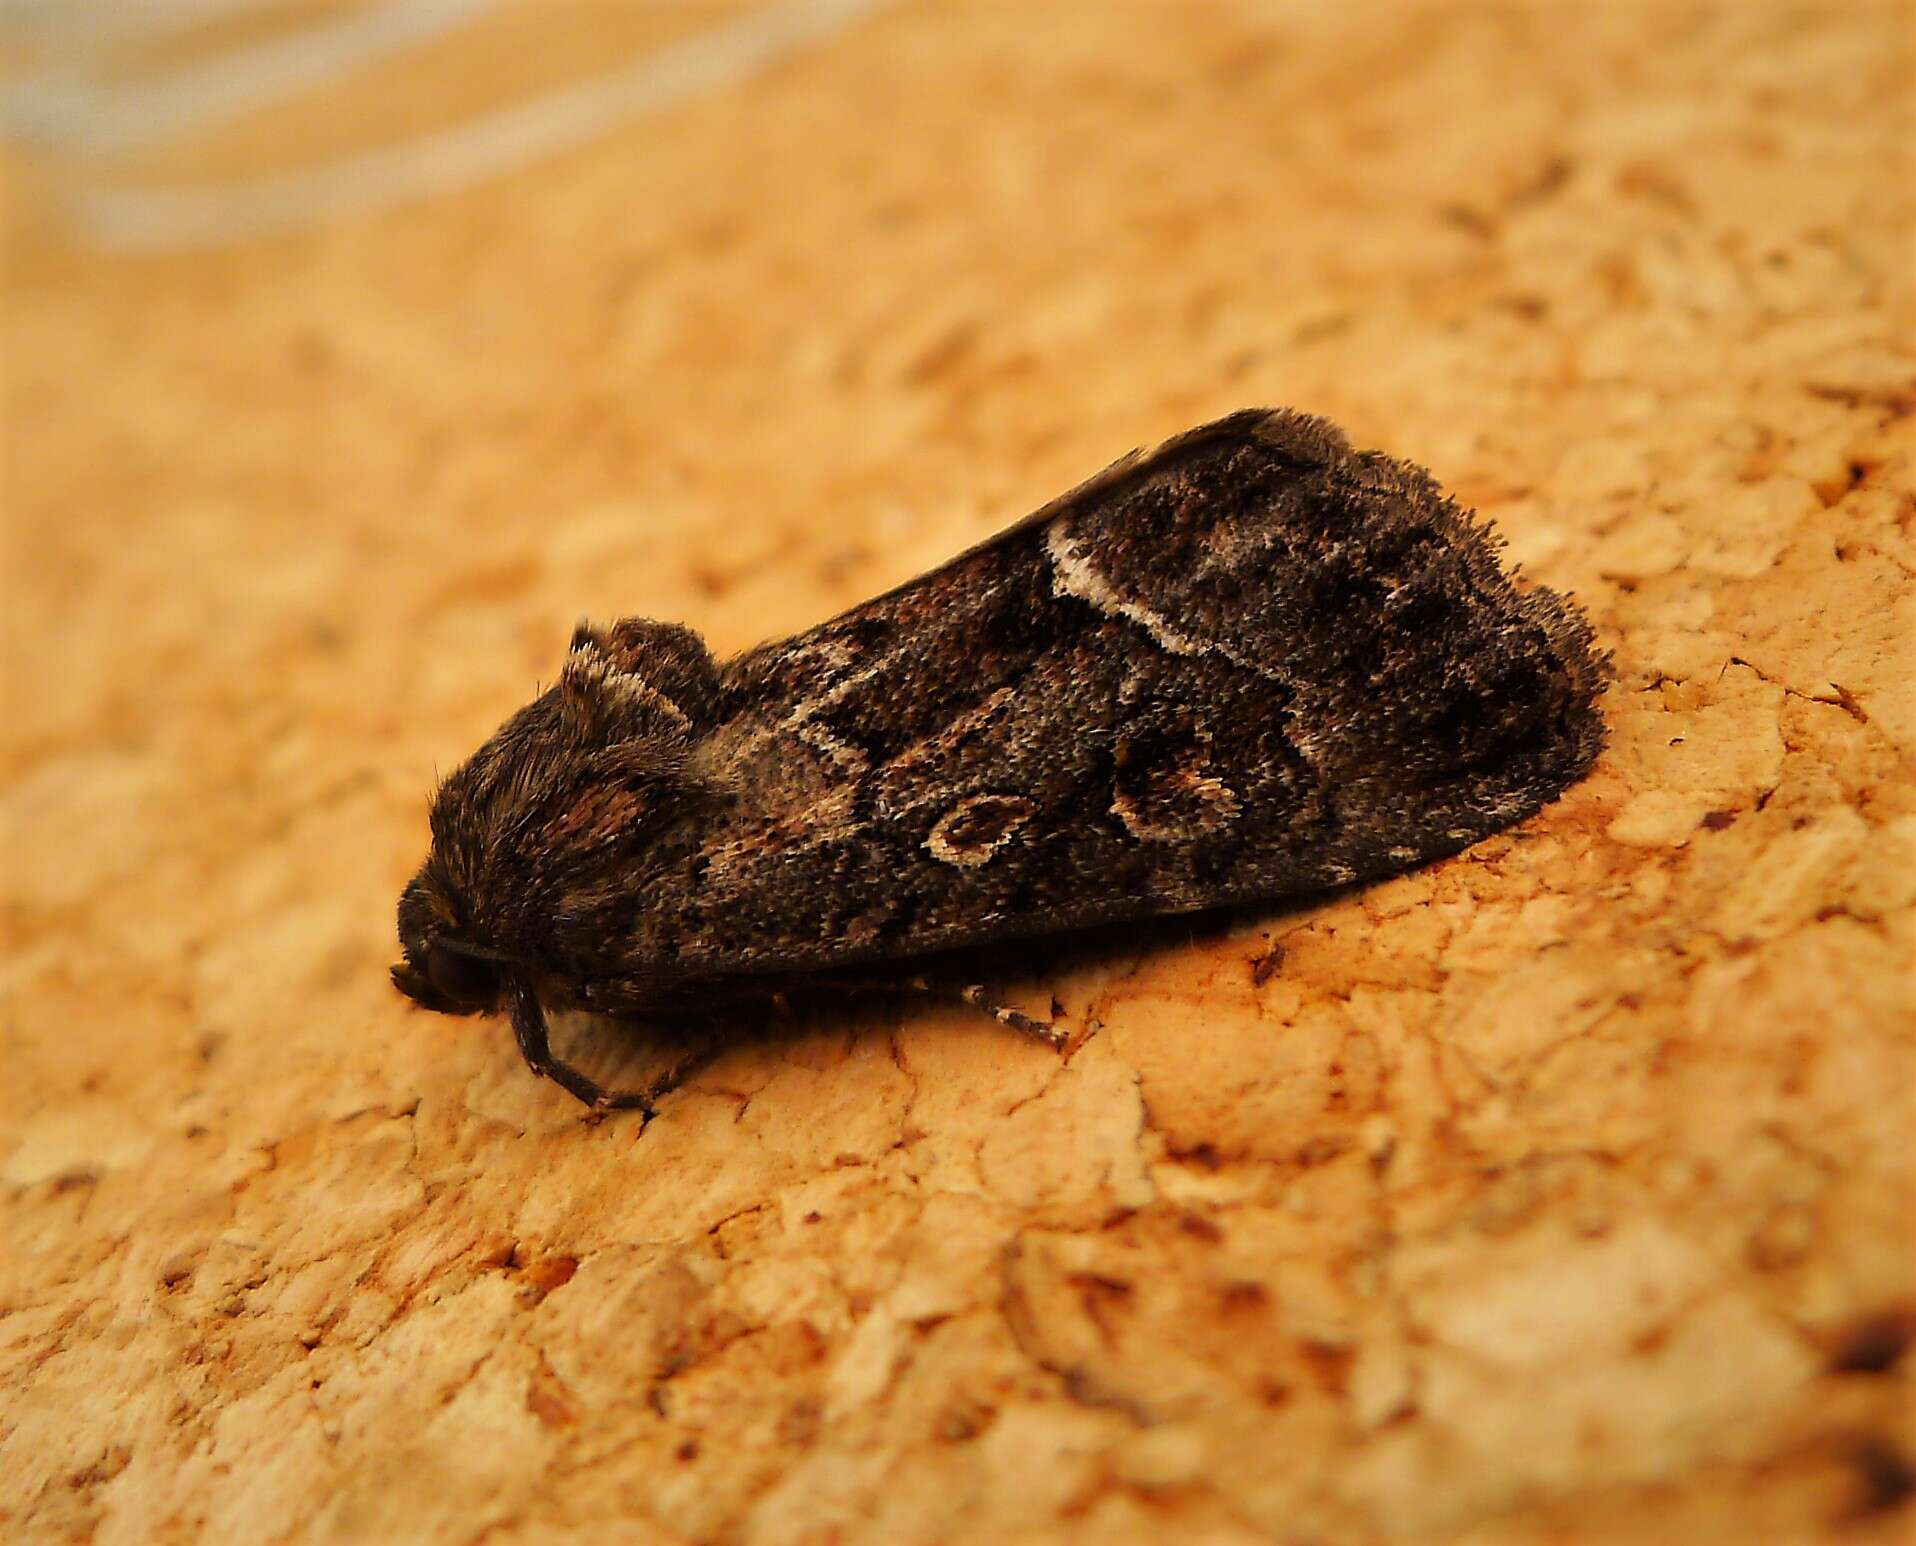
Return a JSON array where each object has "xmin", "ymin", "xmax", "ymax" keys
[{"xmin": 617, "ymin": 409, "xmax": 1604, "ymax": 989}]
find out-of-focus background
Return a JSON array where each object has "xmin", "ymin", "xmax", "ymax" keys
[{"xmin": 3, "ymin": 4, "xmax": 1912, "ymax": 1542}]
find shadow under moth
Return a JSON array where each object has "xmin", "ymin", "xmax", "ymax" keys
[{"xmin": 393, "ymin": 409, "xmax": 1606, "ymax": 1116}]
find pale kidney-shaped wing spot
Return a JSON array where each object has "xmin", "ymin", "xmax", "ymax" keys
[
  {"xmin": 925, "ymin": 794, "xmax": 1035, "ymax": 869},
  {"xmin": 1110, "ymin": 719, "xmax": 1243, "ymax": 842}
]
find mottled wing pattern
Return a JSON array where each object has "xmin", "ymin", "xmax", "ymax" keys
[{"xmin": 609, "ymin": 409, "xmax": 1603, "ymax": 986}]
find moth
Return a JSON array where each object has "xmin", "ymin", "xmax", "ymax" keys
[{"xmin": 393, "ymin": 409, "xmax": 1606, "ymax": 1115}]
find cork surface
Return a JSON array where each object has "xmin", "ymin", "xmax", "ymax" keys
[{"xmin": 3, "ymin": 3, "xmax": 1913, "ymax": 1541}]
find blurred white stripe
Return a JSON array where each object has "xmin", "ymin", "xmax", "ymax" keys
[
  {"xmin": 8, "ymin": 0, "xmax": 496, "ymax": 151},
  {"xmin": 2, "ymin": 0, "xmax": 276, "ymax": 47},
  {"xmin": 67, "ymin": 0, "xmax": 890, "ymax": 250}
]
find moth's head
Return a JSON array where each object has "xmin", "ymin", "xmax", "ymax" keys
[
  {"xmin": 392, "ymin": 864, "xmax": 506, "ymax": 1014},
  {"xmin": 391, "ymin": 618, "xmax": 724, "ymax": 1015}
]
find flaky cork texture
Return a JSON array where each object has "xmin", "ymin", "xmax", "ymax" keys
[{"xmin": 3, "ymin": 3, "xmax": 1911, "ymax": 1542}]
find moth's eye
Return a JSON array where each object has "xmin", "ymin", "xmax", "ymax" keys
[{"xmin": 425, "ymin": 942, "xmax": 501, "ymax": 1007}]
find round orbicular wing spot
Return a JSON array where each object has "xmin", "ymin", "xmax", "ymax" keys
[{"xmin": 925, "ymin": 793, "xmax": 1035, "ymax": 869}]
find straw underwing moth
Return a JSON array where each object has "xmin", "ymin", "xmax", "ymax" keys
[{"xmin": 392, "ymin": 408, "xmax": 1606, "ymax": 1116}]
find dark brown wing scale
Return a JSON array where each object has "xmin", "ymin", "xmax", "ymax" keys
[{"xmin": 392, "ymin": 408, "xmax": 1607, "ymax": 1105}]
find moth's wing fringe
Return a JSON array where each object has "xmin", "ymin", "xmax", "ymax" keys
[{"xmin": 1331, "ymin": 421, "xmax": 1613, "ymax": 760}]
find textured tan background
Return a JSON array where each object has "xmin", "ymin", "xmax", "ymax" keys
[{"xmin": 3, "ymin": 2, "xmax": 1913, "ymax": 1542}]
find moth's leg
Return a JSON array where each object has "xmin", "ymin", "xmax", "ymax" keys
[
  {"xmin": 822, "ymin": 973, "xmax": 1070, "ymax": 1052},
  {"xmin": 508, "ymin": 978, "xmax": 616, "ymax": 1108},
  {"xmin": 587, "ymin": 1046, "xmax": 720, "ymax": 1117},
  {"xmin": 939, "ymin": 980, "xmax": 1070, "ymax": 1051},
  {"xmin": 507, "ymin": 979, "xmax": 711, "ymax": 1118}
]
